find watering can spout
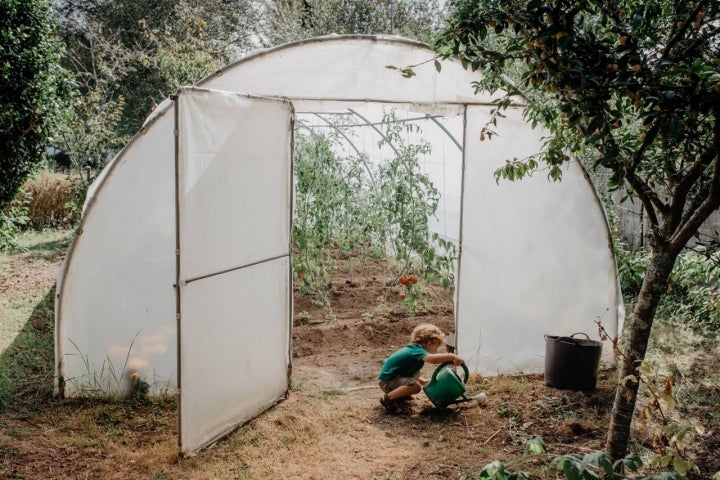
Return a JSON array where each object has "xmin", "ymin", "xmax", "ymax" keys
[{"xmin": 469, "ymin": 392, "xmax": 487, "ymax": 405}]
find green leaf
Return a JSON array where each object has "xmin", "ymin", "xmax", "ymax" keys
[
  {"xmin": 583, "ymin": 451, "xmax": 613, "ymax": 475},
  {"xmin": 479, "ymin": 460, "xmax": 509, "ymax": 480},
  {"xmin": 615, "ymin": 453, "xmax": 643, "ymax": 472},
  {"xmin": 523, "ymin": 436, "xmax": 547, "ymax": 456}
]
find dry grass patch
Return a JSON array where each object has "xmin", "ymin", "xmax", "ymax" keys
[{"xmin": 21, "ymin": 171, "xmax": 76, "ymax": 228}]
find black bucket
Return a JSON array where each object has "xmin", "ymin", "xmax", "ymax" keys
[
  {"xmin": 445, "ymin": 333, "xmax": 456, "ymax": 353},
  {"xmin": 544, "ymin": 333, "xmax": 602, "ymax": 391}
]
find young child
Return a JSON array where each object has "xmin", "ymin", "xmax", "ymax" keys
[{"xmin": 378, "ymin": 323, "xmax": 465, "ymax": 412}]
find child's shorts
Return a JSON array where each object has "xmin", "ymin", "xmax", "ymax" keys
[{"xmin": 378, "ymin": 376, "xmax": 419, "ymax": 394}]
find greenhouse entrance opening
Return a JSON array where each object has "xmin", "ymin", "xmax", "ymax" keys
[
  {"xmin": 291, "ymin": 102, "xmax": 464, "ymax": 303},
  {"xmin": 289, "ymin": 102, "xmax": 464, "ymax": 401},
  {"xmin": 54, "ymin": 36, "xmax": 623, "ymax": 456}
]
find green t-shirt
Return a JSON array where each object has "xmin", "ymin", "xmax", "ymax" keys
[{"xmin": 378, "ymin": 343, "xmax": 428, "ymax": 381}]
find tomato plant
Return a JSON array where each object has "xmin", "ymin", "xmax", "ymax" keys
[{"xmin": 292, "ymin": 111, "xmax": 458, "ymax": 316}]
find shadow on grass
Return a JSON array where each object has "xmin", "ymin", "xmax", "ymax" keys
[{"xmin": 0, "ymin": 285, "xmax": 57, "ymax": 413}]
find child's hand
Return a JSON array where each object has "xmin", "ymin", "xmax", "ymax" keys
[{"xmin": 452, "ymin": 355, "xmax": 465, "ymax": 366}]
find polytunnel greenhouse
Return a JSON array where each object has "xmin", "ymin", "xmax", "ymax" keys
[{"xmin": 55, "ymin": 35, "xmax": 624, "ymax": 454}]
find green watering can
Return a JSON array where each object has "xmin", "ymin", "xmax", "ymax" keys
[{"xmin": 423, "ymin": 361, "xmax": 479, "ymax": 409}]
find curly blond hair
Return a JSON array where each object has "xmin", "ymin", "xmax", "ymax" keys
[{"xmin": 410, "ymin": 323, "xmax": 445, "ymax": 347}]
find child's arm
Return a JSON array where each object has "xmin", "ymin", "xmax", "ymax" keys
[{"xmin": 423, "ymin": 353, "xmax": 465, "ymax": 366}]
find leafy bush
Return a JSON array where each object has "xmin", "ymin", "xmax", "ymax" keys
[
  {"xmin": 0, "ymin": 194, "xmax": 31, "ymax": 252},
  {"xmin": 615, "ymin": 239, "xmax": 651, "ymax": 298},
  {"xmin": 0, "ymin": 0, "xmax": 69, "ymax": 209},
  {"xmin": 376, "ymin": 112, "xmax": 457, "ymax": 290},
  {"xmin": 615, "ymin": 245, "xmax": 720, "ymax": 328},
  {"xmin": 663, "ymin": 250, "xmax": 720, "ymax": 328}
]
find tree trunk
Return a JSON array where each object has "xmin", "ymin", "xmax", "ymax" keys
[{"xmin": 606, "ymin": 250, "xmax": 676, "ymax": 461}]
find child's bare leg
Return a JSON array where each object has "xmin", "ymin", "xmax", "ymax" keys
[{"xmin": 387, "ymin": 383, "xmax": 421, "ymax": 401}]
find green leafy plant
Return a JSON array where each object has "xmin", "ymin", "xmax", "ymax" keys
[
  {"xmin": 1, "ymin": 0, "xmax": 70, "ymax": 210},
  {"xmin": 262, "ymin": 0, "xmax": 446, "ymax": 46},
  {"xmin": 0, "ymin": 193, "xmax": 31, "ymax": 252},
  {"xmin": 292, "ymin": 128, "xmax": 365, "ymax": 306},
  {"xmin": 375, "ymin": 111, "xmax": 457, "ymax": 293},
  {"xmin": 292, "ymin": 112, "xmax": 457, "ymax": 315},
  {"xmin": 615, "ymin": 247, "xmax": 720, "ymax": 327},
  {"xmin": 664, "ymin": 249, "xmax": 720, "ymax": 327},
  {"xmin": 471, "ymin": 436, "xmax": 688, "ymax": 480},
  {"xmin": 616, "ymin": 244, "xmax": 652, "ymax": 298}
]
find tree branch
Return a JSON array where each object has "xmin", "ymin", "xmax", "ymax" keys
[
  {"xmin": 669, "ymin": 114, "xmax": 720, "ymax": 252},
  {"xmin": 668, "ymin": 139, "xmax": 719, "ymax": 228},
  {"xmin": 625, "ymin": 172, "xmax": 660, "ymax": 228},
  {"xmin": 680, "ymin": 24, "xmax": 720, "ymax": 60},
  {"xmin": 661, "ymin": 0, "xmax": 709, "ymax": 60},
  {"xmin": 626, "ymin": 123, "xmax": 667, "ymax": 220}
]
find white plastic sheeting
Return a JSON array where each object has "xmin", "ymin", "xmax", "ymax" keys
[
  {"xmin": 55, "ymin": 107, "xmax": 177, "ymax": 397},
  {"xmin": 55, "ymin": 35, "xmax": 623, "ymax": 456},
  {"xmin": 456, "ymin": 106, "xmax": 622, "ymax": 373},
  {"xmin": 177, "ymin": 90, "xmax": 292, "ymax": 453},
  {"xmin": 196, "ymin": 36, "xmax": 500, "ymax": 106}
]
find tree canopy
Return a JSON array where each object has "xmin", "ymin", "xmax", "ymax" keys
[
  {"xmin": 0, "ymin": 0, "xmax": 68, "ymax": 208},
  {"xmin": 435, "ymin": 0, "xmax": 719, "ymax": 464},
  {"xmin": 57, "ymin": 0, "xmax": 262, "ymax": 137},
  {"xmin": 262, "ymin": 0, "xmax": 446, "ymax": 45}
]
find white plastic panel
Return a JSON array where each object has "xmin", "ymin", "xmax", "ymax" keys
[
  {"xmin": 56, "ymin": 111, "xmax": 177, "ymax": 396},
  {"xmin": 180, "ymin": 258, "xmax": 290, "ymax": 454},
  {"xmin": 178, "ymin": 89, "xmax": 292, "ymax": 280},
  {"xmin": 198, "ymin": 36, "xmax": 508, "ymax": 106},
  {"xmin": 177, "ymin": 88, "xmax": 292, "ymax": 455},
  {"xmin": 456, "ymin": 106, "xmax": 621, "ymax": 375}
]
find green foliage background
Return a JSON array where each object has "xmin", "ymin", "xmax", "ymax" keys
[{"xmin": 0, "ymin": 0, "xmax": 69, "ymax": 208}]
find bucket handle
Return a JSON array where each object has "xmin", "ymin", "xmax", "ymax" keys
[
  {"xmin": 544, "ymin": 333, "xmax": 591, "ymax": 341},
  {"xmin": 432, "ymin": 361, "xmax": 470, "ymax": 384},
  {"xmin": 570, "ymin": 332, "xmax": 590, "ymax": 339},
  {"xmin": 544, "ymin": 333, "xmax": 589, "ymax": 345}
]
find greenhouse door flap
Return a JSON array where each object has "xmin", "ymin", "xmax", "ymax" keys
[{"xmin": 175, "ymin": 87, "xmax": 293, "ymax": 455}]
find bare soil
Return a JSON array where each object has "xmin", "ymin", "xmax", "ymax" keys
[{"xmin": 1, "ymin": 244, "xmax": 718, "ymax": 479}]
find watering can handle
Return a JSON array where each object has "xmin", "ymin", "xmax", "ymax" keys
[
  {"xmin": 431, "ymin": 361, "xmax": 470, "ymax": 384},
  {"xmin": 571, "ymin": 332, "xmax": 590, "ymax": 339}
]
